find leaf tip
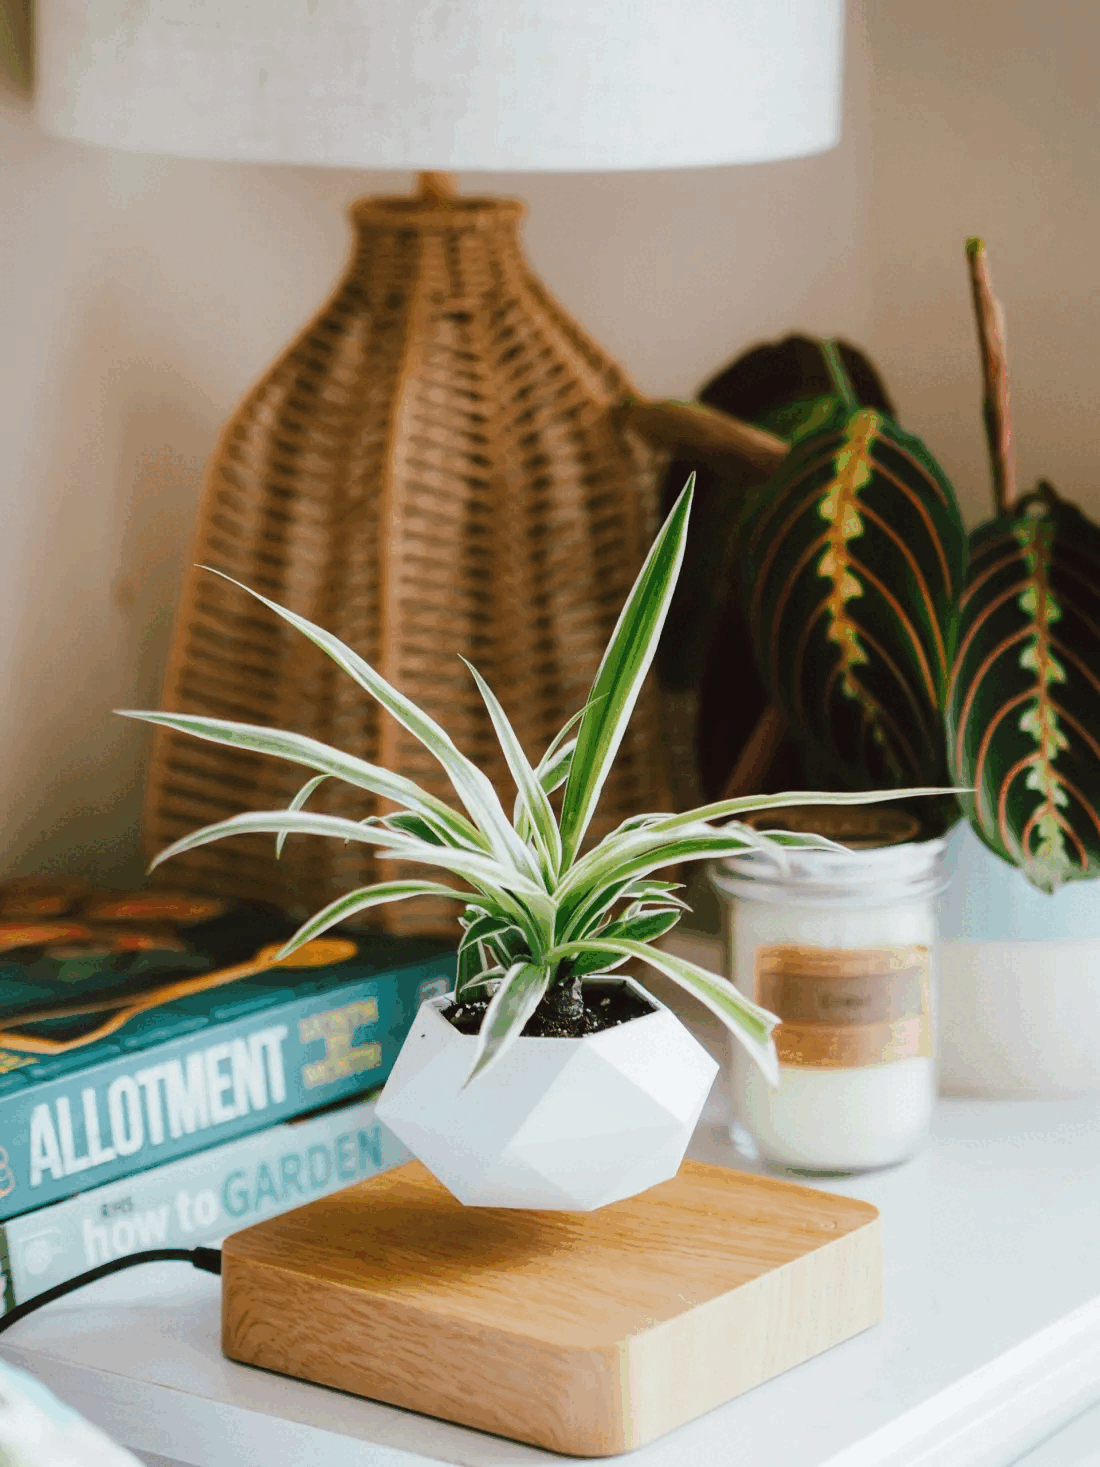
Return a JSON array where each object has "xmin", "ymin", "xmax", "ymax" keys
[
  {"xmin": 965, "ymin": 236, "xmax": 985, "ymax": 258},
  {"xmin": 461, "ymin": 1054, "xmax": 490, "ymax": 1090}
]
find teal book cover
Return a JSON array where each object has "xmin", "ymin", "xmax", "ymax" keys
[
  {"xmin": 0, "ymin": 1088, "xmax": 412, "ymax": 1309},
  {"xmin": 0, "ymin": 891, "xmax": 454, "ymax": 1221}
]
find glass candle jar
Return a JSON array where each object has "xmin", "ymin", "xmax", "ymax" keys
[{"xmin": 710, "ymin": 811, "xmax": 948, "ymax": 1174}]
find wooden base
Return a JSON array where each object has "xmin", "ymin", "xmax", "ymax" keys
[{"xmin": 221, "ymin": 1160, "xmax": 881, "ymax": 1457}]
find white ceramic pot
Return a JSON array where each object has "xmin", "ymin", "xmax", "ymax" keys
[
  {"xmin": 374, "ymin": 976, "xmax": 718, "ymax": 1210},
  {"xmin": 936, "ymin": 824, "xmax": 1100, "ymax": 1097}
]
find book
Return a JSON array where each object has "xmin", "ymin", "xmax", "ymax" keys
[
  {"xmin": 0, "ymin": 885, "xmax": 299, "ymax": 991},
  {"xmin": 0, "ymin": 914, "xmax": 455, "ymax": 1222},
  {"xmin": 0, "ymin": 1089, "xmax": 411, "ymax": 1310}
]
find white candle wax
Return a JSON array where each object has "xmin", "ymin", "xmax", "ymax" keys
[{"xmin": 712, "ymin": 836, "xmax": 945, "ymax": 1174}]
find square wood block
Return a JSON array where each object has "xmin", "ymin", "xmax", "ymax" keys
[{"xmin": 222, "ymin": 1159, "xmax": 881, "ymax": 1457}]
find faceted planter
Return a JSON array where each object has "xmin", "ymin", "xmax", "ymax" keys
[{"xmin": 375, "ymin": 977, "xmax": 719, "ymax": 1210}]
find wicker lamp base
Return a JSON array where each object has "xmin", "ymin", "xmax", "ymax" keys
[{"xmin": 144, "ymin": 174, "xmax": 666, "ymax": 931}]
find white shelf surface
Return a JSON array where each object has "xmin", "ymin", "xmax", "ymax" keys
[
  {"xmin": 1011, "ymin": 1398, "xmax": 1100, "ymax": 1467},
  {"xmin": 4, "ymin": 1091, "xmax": 1100, "ymax": 1467}
]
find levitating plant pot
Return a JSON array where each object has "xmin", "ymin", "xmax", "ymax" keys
[
  {"xmin": 130, "ymin": 480, "xmax": 897, "ymax": 1454},
  {"xmin": 375, "ymin": 977, "xmax": 719, "ymax": 1210}
]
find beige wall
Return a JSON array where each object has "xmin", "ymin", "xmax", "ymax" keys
[
  {"xmin": 865, "ymin": 0, "xmax": 1100, "ymax": 525},
  {"xmin": 0, "ymin": 4, "xmax": 872, "ymax": 882},
  {"xmin": 2, "ymin": 1, "xmax": 1097, "ymax": 885}
]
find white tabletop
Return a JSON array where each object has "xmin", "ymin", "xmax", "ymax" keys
[
  {"xmin": 3, "ymin": 925, "xmax": 1100, "ymax": 1467},
  {"xmin": 3, "ymin": 1091, "xmax": 1100, "ymax": 1467}
]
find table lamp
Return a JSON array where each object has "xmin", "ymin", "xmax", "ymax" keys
[{"xmin": 35, "ymin": 0, "xmax": 845, "ymax": 931}]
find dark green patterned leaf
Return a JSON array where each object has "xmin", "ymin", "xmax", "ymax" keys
[
  {"xmin": 947, "ymin": 490, "xmax": 1100, "ymax": 892},
  {"xmin": 741, "ymin": 356, "xmax": 968, "ymax": 791},
  {"xmin": 656, "ymin": 335, "xmax": 895, "ymax": 699}
]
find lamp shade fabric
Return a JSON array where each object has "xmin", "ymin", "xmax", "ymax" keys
[{"xmin": 36, "ymin": 0, "xmax": 845, "ymax": 170}]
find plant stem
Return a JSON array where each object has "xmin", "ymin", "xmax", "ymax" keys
[
  {"xmin": 966, "ymin": 238, "xmax": 1017, "ymax": 517},
  {"xmin": 543, "ymin": 975, "xmax": 585, "ymax": 1035},
  {"xmin": 720, "ymin": 705, "xmax": 786, "ymax": 800},
  {"xmin": 613, "ymin": 398, "xmax": 789, "ymax": 475},
  {"xmin": 820, "ymin": 340, "xmax": 858, "ymax": 411}
]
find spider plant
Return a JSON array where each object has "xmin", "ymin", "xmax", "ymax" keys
[{"xmin": 121, "ymin": 478, "xmax": 945, "ymax": 1087}]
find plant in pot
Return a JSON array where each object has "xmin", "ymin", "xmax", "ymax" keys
[
  {"xmin": 632, "ymin": 243, "xmax": 1100, "ymax": 1111},
  {"xmin": 640, "ymin": 244, "xmax": 1100, "ymax": 889},
  {"xmin": 937, "ymin": 242, "xmax": 1100, "ymax": 1093},
  {"xmin": 122, "ymin": 480, "xmax": 940, "ymax": 1209}
]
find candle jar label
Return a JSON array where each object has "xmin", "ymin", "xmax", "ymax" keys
[{"xmin": 755, "ymin": 944, "xmax": 931, "ymax": 1068}]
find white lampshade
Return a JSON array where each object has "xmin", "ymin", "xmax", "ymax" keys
[{"xmin": 35, "ymin": 0, "xmax": 845, "ymax": 171}]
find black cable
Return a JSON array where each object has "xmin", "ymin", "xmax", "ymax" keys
[{"xmin": 0, "ymin": 1247, "xmax": 222, "ymax": 1335}]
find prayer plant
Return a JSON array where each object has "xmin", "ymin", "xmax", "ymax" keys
[
  {"xmin": 121, "ymin": 479, "xmax": 944, "ymax": 1086},
  {"xmin": 730, "ymin": 243, "xmax": 1100, "ymax": 892}
]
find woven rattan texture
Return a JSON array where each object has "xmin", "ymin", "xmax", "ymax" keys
[{"xmin": 143, "ymin": 194, "xmax": 666, "ymax": 932}]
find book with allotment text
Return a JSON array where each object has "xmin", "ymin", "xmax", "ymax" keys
[
  {"xmin": 0, "ymin": 1088, "xmax": 411, "ymax": 1309},
  {"xmin": 0, "ymin": 914, "xmax": 454, "ymax": 1222}
]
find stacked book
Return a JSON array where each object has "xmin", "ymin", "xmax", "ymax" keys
[{"xmin": 0, "ymin": 879, "xmax": 455, "ymax": 1310}]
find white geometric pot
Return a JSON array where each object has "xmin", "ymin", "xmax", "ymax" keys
[{"xmin": 375, "ymin": 976, "xmax": 718, "ymax": 1210}]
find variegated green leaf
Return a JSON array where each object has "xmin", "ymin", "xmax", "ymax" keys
[
  {"xmin": 275, "ymin": 774, "xmax": 328, "ymax": 858},
  {"xmin": 276, "ymin": 879, "xmax": 467, "ymax": 959},
  {"xmin": 458, "ymin": 913, "xmax": 527, "ymax": 977},
  {"xmin": 535, "ymin": 738, "xmax": 576, "ymax": 796},
  {"xmin": 618, "ymin": 879, "xmax": 690, "ymax": 910},
  {"xmin": 559, "ymin": 480, "xmax": 693, "ymax": 864},
  {"xmin": 195, "ymin": 570, "xmax": 537, "ymax": 878},
  {"xmin": 382, "ymin": 811, "xmax": 445, "ymax": 845},
  {"xmin": 647, "ymin": 784, "xmax": 963, "ymax": 834},
  {"xmin": 455, "ymin": 964, "xmax": 505, "ymax": 998},
  {"xmin": 563, "ymin": 816, "xmax": 788, "ymax": 901},
  {"xmin": 549, "ymin": 938, "xmax": 780, "ymax": 1087},
  {"xmin": 457, "ymin": 911, "xmax": 511, "ymax": 955},
  {"xmin": 593, "ymin": 908, "xmax": 681, "ymax": 947},
  {"xmin": 455, "ymin": 942, "xmax": 485, "ymax": 999},
  {"xmin": 146, "ymin": 808, "xmax": 551, "ymax": 940},
  {"xmin": 539, "ymin": 701, "xmax": 599, "ymax": 772},
  {"xmin": 465, "ymin": 962, "xmax": 551, "ymax": 1085},
  {"xmin": 947, "ymin": 490, "xmax": 1100, "ymax": 892},
  {"xmin": 563, "ymin": 948, "xmax": 633, "ymax": 978},
  {"xmin": 556, "ymin": 824, "xmax": 793, "ymax": 942},
  {"xmin": 515, "ymin": 739, "xmax": 575, "ymax": 847},
  {"xmin": 118, "ymin": 709, "xmax": 485, "ymax": 852},
  {"xmin": 741, "ymin": 344, "xmax": 967, "ymax": 789},
  {"xmin": 556, "ymin": 787, "xmax": 959, "ymax": 943},
  {"xmin": 461, "ymin": 657, "xmax": 561, "ymax": 878}
]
